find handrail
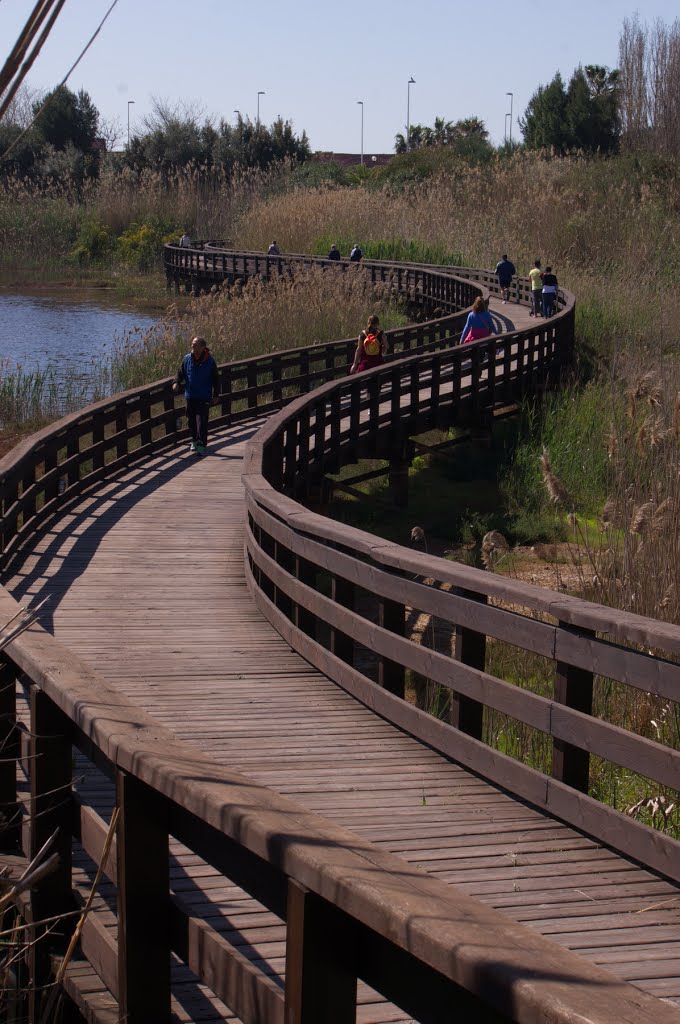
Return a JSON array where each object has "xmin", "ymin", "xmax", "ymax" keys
[{"xmin": 4, "ymin": 249, "xmax": 677, "ymax": 1023}]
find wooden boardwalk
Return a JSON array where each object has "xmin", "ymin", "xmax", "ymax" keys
[{"xmin": 5, "ymin": 296, "xmax": 680, "ymax": 1021}]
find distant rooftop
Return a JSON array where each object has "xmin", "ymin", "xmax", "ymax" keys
[{"xmin": 312, "ymin": 152, "xmax": 393, "ymax": 168}]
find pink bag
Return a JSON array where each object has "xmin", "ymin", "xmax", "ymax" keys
[{"xmin": 463, "ymin": 326, "xmax": 489, "ymax": 344}]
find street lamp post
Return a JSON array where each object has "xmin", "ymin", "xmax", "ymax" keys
[
  {"xmin": 357, "ymin": 100, "xmax": 364, "ymax": 166},
  {"xmin": 406, "ymin": 77, "xmax": 415, "ymax": 151},
  {"xmin": 504, "ymin": 112, "xmax": 510, "ymax": 145},
  {"xmin": 257, "ymin": 91, "xmax": 265, "ymax": 126},
  {"xmin": 506, "ymin": 91, "xmax": 513, "ymax": 146},
  {"xmin": 127, "ymin": 99, "xmax": 134, "ymax": 148}
]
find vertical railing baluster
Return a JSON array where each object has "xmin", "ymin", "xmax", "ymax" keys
[
  {"xmin": 378, "ymin": 593, "xmax": 405, "ymax": 698},
  {"xmin": 552, "ymin": 625, "xmax": 595, "ymax": 793},
  {"xmin": 295, "ymin": 555, "xmax": 317, "ymax": 638},
  {"xmin": 247, "ymin": 364, "xmax": 258, "ymax": 412},
  {"xmin": 330, "ymin": 575, "xmax": 355, "ymax": 665},
  {"xmin": 221, "ymin": 366, "xmax": 233, "ymax": 420},
  {"xmin": 116, "ymin": 403, "xmax": 128, "ymax": 459},
  {"xmin": 450, "ymin": 590, "xmax": 487, "ymax": 739}
]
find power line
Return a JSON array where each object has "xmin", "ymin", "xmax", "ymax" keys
[
  {"xmin": 0, "ymin": 0, "xmax": 121, "ymax": 164},
  {"xmin": 0, "ymin": 1, "xmax": 64, "ymax": 106}
]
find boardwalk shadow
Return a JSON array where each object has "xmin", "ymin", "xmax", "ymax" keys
[{"xmin": 6, "ymin": 421, "xmax": 260, "ymax": 632}]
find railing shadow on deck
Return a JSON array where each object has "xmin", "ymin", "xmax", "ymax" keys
[{"xmin": 2, "ymin": 248, "xmax": 679, "ymax": 1024}]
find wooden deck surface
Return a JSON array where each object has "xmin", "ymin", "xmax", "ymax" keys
[{"xmin": 7, "ymin": 298, "xmax": 680, "ymax": 1022}]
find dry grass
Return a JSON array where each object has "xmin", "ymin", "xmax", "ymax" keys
[{"xmin": 112, "ymin": 263, "xmax": 406, "ymax": 391}]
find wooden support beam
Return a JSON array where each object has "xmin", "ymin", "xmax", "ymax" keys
[
  {"xmin": 116, "ymin": 770, "xmax": 171, "ymax": 1024},
  {"xmin": 29, "ymin": 687, "xmax": 74, "ymax": 1019},
  {"xmin": 0, "ymin": 655, "xmax": 19, "ymax": 851},
  {"xmin": 284, "ymin": 880, "xmax": 356, "ymax": 1024}
]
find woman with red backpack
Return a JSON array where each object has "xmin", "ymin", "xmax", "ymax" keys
[{"xmin": 349, "ymin": 315, "xmax": 388, "ymax": 374}]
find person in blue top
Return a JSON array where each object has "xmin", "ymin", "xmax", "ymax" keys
[
  {"xmin": 172, "ymin": 336, "xmax": 220, "ymax": 454},
  {"xmin": 495, "ymin": 253, "xmax": 516, "ymax": 303},
  {"xmin": 459, "ymin": 296, "xmax": 495, "ymax": 344},
  {"xmin": 327, "ymin": 243, "xmax": 341, "ymax": 261}
]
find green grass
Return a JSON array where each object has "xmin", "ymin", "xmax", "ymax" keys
[{"xmin": 312, "ymin": 235, "xmax": 465, "ymax": 267}]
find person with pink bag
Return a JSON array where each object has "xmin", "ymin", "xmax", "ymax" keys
[{"xmin": 459, "ymin": 296, "xmax": 495, "ymax": 344}]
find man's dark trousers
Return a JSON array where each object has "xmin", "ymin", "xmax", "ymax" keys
[{"xmin": 186, "ymin": 398, "xmax": 210, "ymax": 446}]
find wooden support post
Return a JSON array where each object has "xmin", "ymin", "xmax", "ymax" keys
[
  {"xmin": 117, "ymin": 771, "xmax": 171, "ymax": 1024},
  {"xmin": 552, "ymin": 626, "xmax": 595, "ymax": 793},
  {"xmin": 262, "ymin": 435, "xmax": 284, "ymax": 490},
  {"xmin": 29, "ymin": 687, "xmax": 74, "ymax": 1018},
  {"xmin": 330, "ymin": 575, "xmax": 355, "ymax": 665},
  {"xmin": 0, "ymin": 656, "xmax": 19, "ymax": 851},
  {"xmin": 294, "ymin": 556, "xmax": 317, "ymax": 639},
  {"xmin": 378, "ymin": 596, "xmax": 405, "ymax": 698},
  {"xmin": 284, "ymin": 880, "xmax": 356, "ymax": 1024},
  {"xmin": 450, "ymin": 590, "xmax": 487, "ymax": 740},
  {"xmin": 388, "ymin": 455, "xmax": 409, "ymax": 508}
]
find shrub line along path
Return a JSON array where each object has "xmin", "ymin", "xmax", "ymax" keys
[{"xmin": 6, "ymin": 293, "xmax": 680, "ymax": 1023}]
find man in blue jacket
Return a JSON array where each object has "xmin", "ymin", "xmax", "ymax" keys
[{"xmin": 172, "ymin": 336, "xmax": 220, "ymax": 454}]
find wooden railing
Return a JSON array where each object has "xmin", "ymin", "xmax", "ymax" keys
[
  {"xmin": 4, "ymin": 249, "xmax": 677, "ymax": 1023},
  {"xmin": 238, "ymin": 262, "xmax": 680, "ymax": 893},
  {"xmin": 4, "ymin": 584, "xmax": 677, "ymax": 1024}
]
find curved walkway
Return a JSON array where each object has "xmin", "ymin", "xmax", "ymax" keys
[{"xmin": 5, "ymin": 296, "xmax": 680, "ymax": 1021}]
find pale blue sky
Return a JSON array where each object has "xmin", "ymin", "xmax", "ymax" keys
[{"xmin": 2, "ymin": 0, "xmax": 678, "ymax": 153}]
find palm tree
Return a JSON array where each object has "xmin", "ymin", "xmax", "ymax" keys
[{"xmin": 453, "ymin": 116, "xmax": 489, "ymax": 140}]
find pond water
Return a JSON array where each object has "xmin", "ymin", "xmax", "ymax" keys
[
  {"xmin": 0, "ymin": 290, "xmax": 157, "ymax": 417},
  {"xmin": 0, "ymin": 291, "xmax": 156, "ymax": 374}
]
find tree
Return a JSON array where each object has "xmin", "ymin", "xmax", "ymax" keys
[
  {"xmin": 453, "ymin": 116, "xmax": 489, "ymax": 140},
  {"xmin": 520, "ymin": 72, "xmax": 568, "ymax": 151},
  {"xmin": 394, "ymin": 116, "xmax": 490, "ymax": 154},
  {"xmin": 125, "ymin": 99, "xmax": 309, "ymax": 174},
  {"xmin": 565, "ymin": 67, "xmax": 598, "ymax": 150},
  {"xmin": 0, "ymin": 83, "xmax": 38, "ymax": 129},
  {"xmin": 618, "ymin": 15, "xmax": 680, "ymax": 155},
  {"xmin": 33, "ymin": 86, "xmax": 99, "ymax": 153},
  {"xmin": 522, "ymin": 67, "xmax": 620, "ymax": 154},
  {"xmin": 584, "ymin": 65, "xmax": 620, "ymax": 152},
  {"xmin": 395, "ymin": 124, "xmax": 426, "ymax": 153}
]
